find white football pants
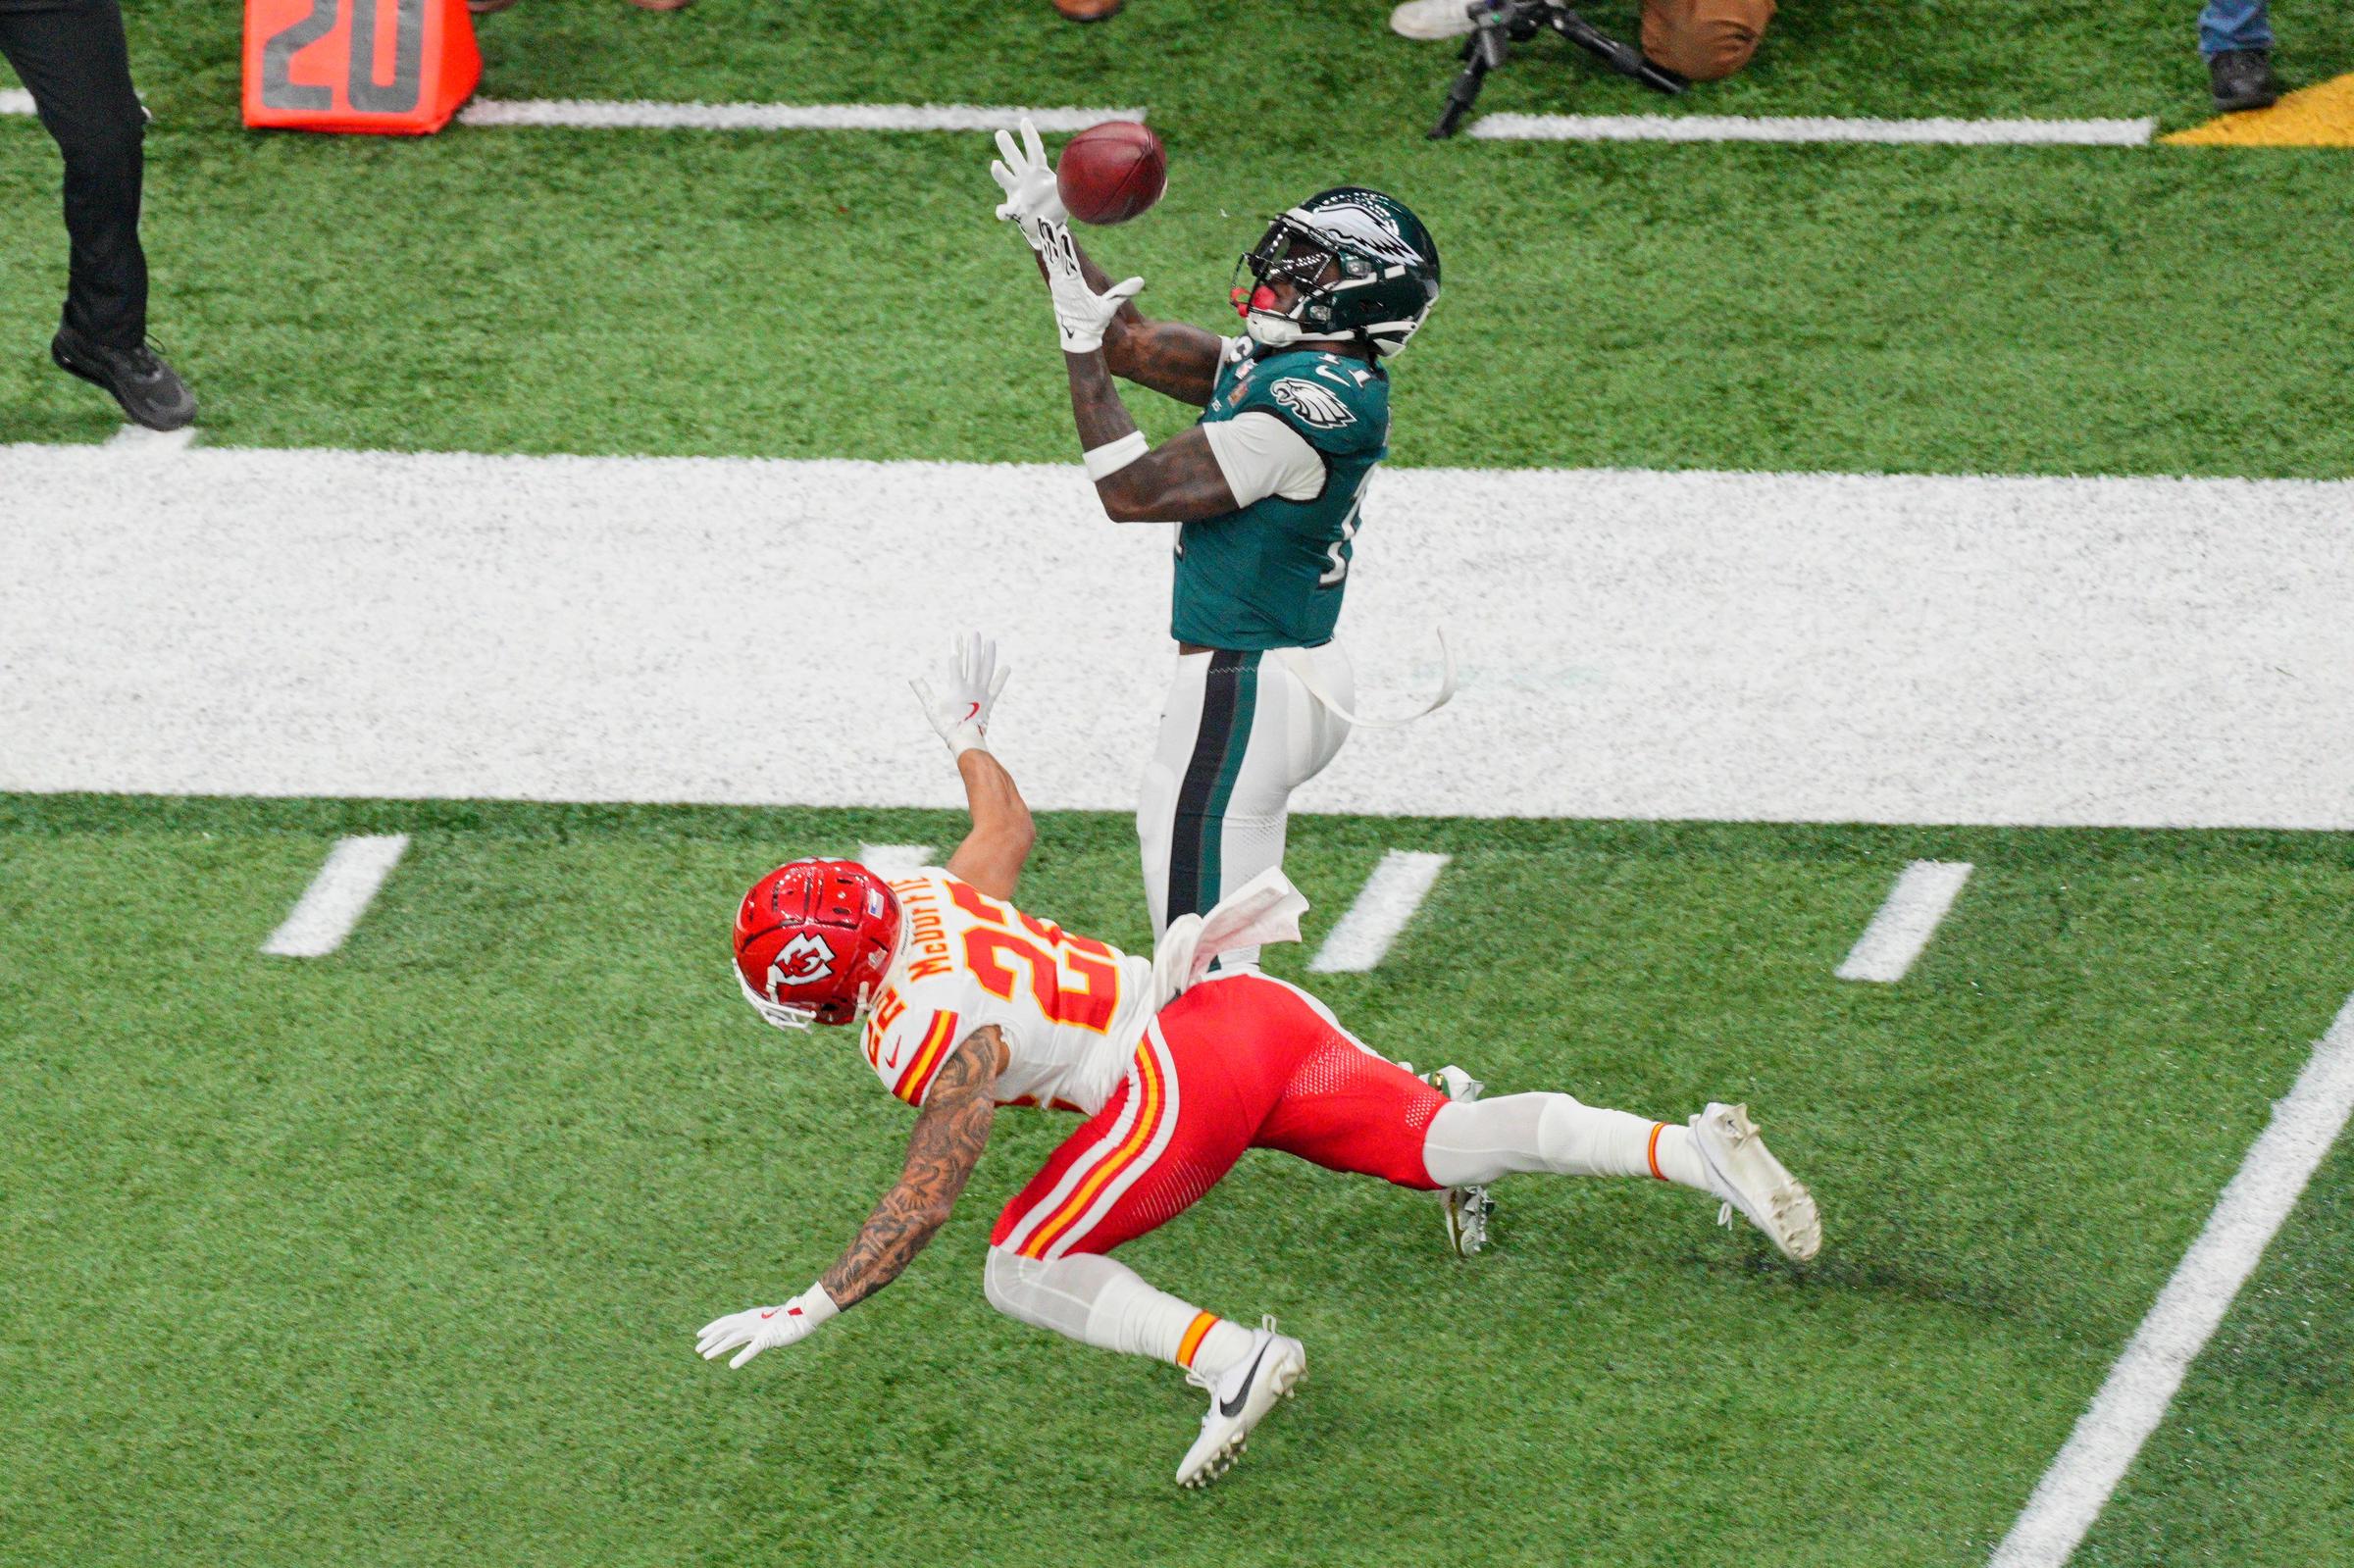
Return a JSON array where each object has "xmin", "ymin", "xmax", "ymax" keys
[{"xmin": 1138, "ymin": 643, "xmax": 1353, "ymax": 966}]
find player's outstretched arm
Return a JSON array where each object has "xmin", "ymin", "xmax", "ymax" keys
[
  {"xmin": 990, "ymin": 120, "xmax": 1220, "ymax": 406},
  {"xmin": 694, "ymin": 1032, "xmax": 1005, "ymax": 1370},
  {"xmin": 1021, "ymin": 225, "xmax": 1244, "ymax": 524},
  {"xmin": 818, "ymin": 1031, "xmax": 1004, "ymax": 1306},
  {"xmin": 945, "ymin": 749, "xmax": 1035, "ymax": 902},
  {"xmin": 1068, "ymin": 383, "xmax": 1241, "ymax": 525},
  {"xmin": 912, "ymin": 632, "xmax": 1035, "ymax": 900},
  {"xmin": 1093, "ymin": 274, "xmax": 1223, "ymax": 408}
]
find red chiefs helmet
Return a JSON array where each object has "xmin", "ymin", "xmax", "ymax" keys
[{"xmin": 733, "ymin": 859, "xmax": 904, "ymax": 1029}]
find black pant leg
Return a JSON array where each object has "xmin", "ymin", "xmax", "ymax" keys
[{"xmin": 0, "ymin": 0, "xmax": 149, "ymax": 347}]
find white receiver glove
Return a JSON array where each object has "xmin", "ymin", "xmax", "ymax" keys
[
  {"xmin": 910, "ymin": 632, "xmax": 1011, "ymax": 757},
  {"xmin": 695, "ymin": 1284, "xmax": 839, "ymax": 1370},
  {"xmin": 1030, "ymin": 218, "xmax": 1144, "ymax": 355},
  {"xmin": 990, "ymin": 117, "xmax": 1067, "ymax": 228}
]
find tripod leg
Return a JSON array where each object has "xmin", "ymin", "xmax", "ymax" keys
[{"xmin": 1430, "ymin": 48, "xmax": 1494, "ymax": 137}]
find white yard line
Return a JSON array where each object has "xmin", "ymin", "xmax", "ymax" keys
[
  {"xmin": 1989, "ymin": 991, "xmax": 2354, "ymax": 1567},
  {"xmin": 454, "ymin": 99, "xmax": 1142, "ymax": 133},
  {"xmin": 5, "ymin": 445, "xmax": 2353, "ymax": 827},
  {"xmin": 1308, "ymin": 851, "xmax": 1452, "ymax": 973},
  {"xmin": 858, "ymin": 842, "xmax": 936, "ymax": 877},
  {"xmin": 1835, "ymin": 861, "xmax": 1972, "ymax": 983},
  {"xmin": 103, "ymin": 424, "xmax": 197, "ymax": 454},
  {"xmin": 260, "ymin": 835, "xmax": 410, "ymax": 957},
  {"xmin": 1469, "ymin": 113, "xmax": 2157, "ymax": 146}
]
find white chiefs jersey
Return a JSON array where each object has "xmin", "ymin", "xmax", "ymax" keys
[{"xmin": 861, "ymin": 870, "xmax": 1154, "ymax": 1114}]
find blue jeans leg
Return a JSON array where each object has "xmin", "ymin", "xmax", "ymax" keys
[{"xmin": 2200, "ymin": 0, "xmax": 2273, "ymax": 58}]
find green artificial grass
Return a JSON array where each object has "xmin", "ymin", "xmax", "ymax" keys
[
  {"xmin": 4, "ymin": 0, "xmax": 2352, "ymax": 473},
  {"xmin": 3, "ymin": 795, "xmax": 2350, "ymax": 1565},
  {"xmin": 7, "ymin": 3, "xmax": 2353, "ymax": 1557},
  {"xmin": 2078, "ymin": 1137, "xmax": 2354, "ymax": 1567}
]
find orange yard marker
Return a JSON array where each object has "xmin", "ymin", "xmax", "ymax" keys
[{"xmin": 242, "ymin": 0, "xmax": 481, "ymax": 134}]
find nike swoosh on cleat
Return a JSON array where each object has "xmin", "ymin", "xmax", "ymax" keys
[{"xmin": 1219, "ymin": 1343, "xmax": 1271, "ymax": 1417}]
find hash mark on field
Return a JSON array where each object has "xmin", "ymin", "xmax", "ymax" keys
[
  {"xmin": 1836, "ymin": 861, "xmax": 1972, "ymax": 983},
  {"xmin": 1308, "ymin": 851, "xmax": 1451, "ymax": 974},
  {"xmin": 858, "ymin": 842, "xmax": 935, "ymax": 878},
  {"xmin": 1468, "ymin": 112, "xmax": 2157, "ymax": 146},
  {"xmin": 1989, "ymin": 990, "xmax": 2354, "ymax": 1567},
  {"xmin": 455, "ymin": 99, "xmax": 1143, "ymax": 133},
  {"xmin": 261, "ymin": 835, "xmax": 409, "ymax": 957}
]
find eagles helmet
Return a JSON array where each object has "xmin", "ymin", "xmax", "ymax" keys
[{"xmin": 1230, "ymin": 187, "xmax": 1441, "ymax": 359}]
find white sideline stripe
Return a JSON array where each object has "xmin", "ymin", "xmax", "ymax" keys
[
  {"xmin": 1309, "ymin": 851, "xmax": 1451, "ymax": 973},
  {"xmin": 104, "ymin": 425, "xmax": 197, "ymax": 454},
  {"xmin": 1835, "ymin": 861, "xmax": 1972, "ymax": 983},
  {"xmin": 858, "ymin": 842, "xmax": 935, "ymax": 877},
  {"xmin": 1990, "ymin": 992, "xmax": 2354, "ymax": 1567},
  {"xmin": 1470, "ymin": 113, "xmax": 2158, "ymax": 146},
  {"xmin": 261, "ymin": 835, "xmax": 410, "ymax": 957},
  {"xmin": 7, "ymin": 445, "xmax": 2354, "ymax": 828},
  {"xmin": 1, "ymin": 89, "xmax": 31, "ymax": 116},
  {"xmin": 454, "ymin": 99, "xmax": 1144, "ymax": 133}
]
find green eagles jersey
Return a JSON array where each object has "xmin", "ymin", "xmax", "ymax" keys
[{"xmin": 1170, "ymin": 341, "xmax": 1390, "ymax": 651}]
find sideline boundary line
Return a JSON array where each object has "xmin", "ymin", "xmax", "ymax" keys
[
  {"xmin": 1989, "ymin": 990, "xmax": 2354, "ymax": 1566},
  {"xmin": 1469, "ymin": 112, "xmax": 2156, "ymax": 146},
  {"xmin": 8, "ymin": 443, "xmax": 2352, "ymax": 828},
  {"xmin": 453, "ymin": 99, "xmax": 1143, "ymax": 133}
]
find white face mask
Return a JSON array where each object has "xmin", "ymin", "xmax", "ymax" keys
[{"xmin": 1244, "ymin": 312, "xmax": 1305, "ymax": 349}]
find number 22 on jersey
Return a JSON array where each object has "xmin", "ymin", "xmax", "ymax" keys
[{"xmin": 947, "ymin": 883, "xmax": 1122, "ymax": 1033}]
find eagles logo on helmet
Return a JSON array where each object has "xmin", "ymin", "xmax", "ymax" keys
[
  {"xmin": 1229, "ymin": 186, "xmax": 1441, "ymax": 359},
  {"xmin": 733, "ymin": 859, "xmax": 904, "ymax": 1029}
]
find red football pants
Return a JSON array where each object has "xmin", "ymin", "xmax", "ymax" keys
[{"xmin": 991, "ymin": 974, "xmax": 1449, "ymax": 1261}]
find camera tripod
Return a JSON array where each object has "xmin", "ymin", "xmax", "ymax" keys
[{"xmin": 1430, "ymin": 0, "xmax": 1686, "ymax": 139}]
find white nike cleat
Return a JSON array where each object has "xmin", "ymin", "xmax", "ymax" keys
[
  {"xmin": 1419, "ymin": 1064, "xmax": 1495, "ymax": 1257},
  {"xmin": 1390, "ymin": 0, "xmax": 1480, "ymax": 40},
  {"xmin": 1176, "ymin": 1318, "xmax": 1306, "ymax": 1490},
  {"xmin": 1690, "ymin": 1101, "xmax": 1821, "ymax": 1262}
]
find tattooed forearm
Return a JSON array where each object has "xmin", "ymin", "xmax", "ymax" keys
[
  {"xmin": 1033, "ymin": 231, "xmax": 1222, "ymax": 405},
  {"xmin": 818, "ymin": 1034, "xmax": 998, "ymax": 1308},
  {"xmin": 1094, "ymin": 426, "xmax": 1243, "ymax": 524},
  {"xmin": 1102, "ymin": 318, "xmax": 1224, "ymax": 406},
  {"xmin": 1065, "ymin": 350, "xmax": 1141, "ymax": 453}
]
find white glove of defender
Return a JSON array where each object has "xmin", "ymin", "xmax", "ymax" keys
[
  {"xmin": 990, "ymin": 117, "xmax": 1067, "ymax": 228},
  {"xmin": 910, "ymin": 632, "xmax": 1011, "ymax": 756},
  {"xmin": 696, "ymin": 1286, "xmax": 839, "ymax": 1370},
  {"xmin": 1030, "ymin": 218, "xmax": 1144, "ymax": 354}
]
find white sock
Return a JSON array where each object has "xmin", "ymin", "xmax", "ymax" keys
[
  {"xmin": 1422, "ymin": 1093, "xmax": 1711, "ymax": 1191},
  {"xmin": 983, "ymin": 1246, "xmax": 1256, "ymax": 1378}
]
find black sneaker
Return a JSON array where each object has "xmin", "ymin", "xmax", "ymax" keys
[
  {"xmin": 50, "ymin": 327, "xmax": 197, "ymax": 431},
  {"xmin": 2209, "ymin": 48, "xmax": 2278, "ymax": 113}
]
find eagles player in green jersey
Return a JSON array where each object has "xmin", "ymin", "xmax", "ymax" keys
[{"xmin": 989, "ymin": 121, "xmax": 1443, "ymax": 969}]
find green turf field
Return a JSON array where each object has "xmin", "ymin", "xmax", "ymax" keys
[
  {"xmin": 6, "ymin": 1, "xmax": 2353, "ymax": 1561},
  {"xmin": 3, "ymin": 797, "xmax": 2351, "ymax": 1565},
  {"xmin": 5, "ymin": 0, "xmax": 2354, "ymax": 473}
]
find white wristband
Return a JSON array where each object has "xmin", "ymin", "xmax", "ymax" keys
[
  {"xmin": 796, "ymin": 1283, "xmax": 842, "ymax": 1324},
  {"xmin": 947, "ymin": 722, "xmax": 988, "ymax": 758},
  {"xmin": 1083, "ymin": 430, "xmax": 1150, "ymax": 481}
]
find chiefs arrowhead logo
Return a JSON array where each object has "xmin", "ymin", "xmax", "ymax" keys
[{"xmin": 766, "ymin": 933, "xmax": 837, "ymax": 994}]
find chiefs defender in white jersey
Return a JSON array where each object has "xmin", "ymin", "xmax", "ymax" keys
[{"xmin": 696, "ymin": 635, "xmax": 1822, "ymax": 1489}]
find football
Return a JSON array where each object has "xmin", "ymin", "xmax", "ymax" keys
[{"xmin": 1056, "ymin": 121, "xmax": 1167, "ymax": 226}]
